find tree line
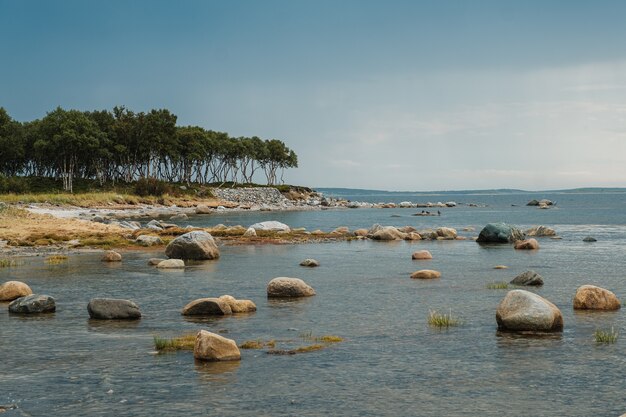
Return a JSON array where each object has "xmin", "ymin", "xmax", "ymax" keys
[{"xmin": 0, "ymin": 106, "xmax": 298, "ymax": 192}]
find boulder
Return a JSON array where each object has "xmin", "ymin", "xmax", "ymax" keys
[
  {"xmin": 243, "ymin": 227, "xmax": 257, "ymax": 237},
  {"xmin": 218, "ymin": 295, "xmax": 257, "ymax": 313},
  {"xmin": 148, "ymin": 258, "xmax": 167, "ymax": 266},
  {"xmin": 136, "ymin": 235, "xmax": 163, "ymax": 246},
  {"xmin": 332, "ymin": 226, "xmax": 350, "ymax": 234},
  {"xmin": 195, "ymin": 204, "xmax": 212, "ymax": 214},
  {"xmin": 8, "ymin": 295, "xmax": 56, "ymax": 314},
  {"xmin": 583, "ymin": 236, "xmax": 597, "ymax": 242},
  {"xmin": 156, "ymin": 259, "xmax": 185, "ymax": 269},
  {"xmin": 147, "ymin": 219, "xmax": 163, "ymax": 229},
  {"xmin": 573, "ymin": 285, "xmax": 621, "ymax": 311},
  {"xmin": 476, "ymin": 223, "xmax": 525, "ymax": 243},
  {"xmin": 353, "ymin": 229, "xmax": 369, "ymax": 237},
  {"xmin": 249, "ymin": 221, "xmax": 290, "ymax": 232},
  {"xmin": 411, "ymin": 250, "xmax": 433, "ymax": 260},
  {"xmin": 370, "ymin": 226, "xmax": 406, "ymax": 241},
  {"xmin": 514, "ymin": 238, "xmax": 539, "ymax": 250},
  {"xmin": 510, "ymin": 270, "xmax": 544, "ymax": 286},
  {"xmin": 300, "ymin": 258, "xmax": 320, "ymax": 267},
  {"xmin": 525, "ymin": 226, "xmax": 556, "ymax": 237},
  {"xmin": 182, "ymin": 298, "xmax": 232, "ymax": 315},
  {"xmin": 87, "ymin": 298, "xmax": 141, "ymax": 320},
  {"xmin": 526, "ymin": 199, "xmax": 540, "ymax": 206},
  {"xmin": 410, "ymin": 269, "xmax": 441, "ymax": 279},
  {"xmin": 101, "ymin": 250, "xmax": 122, "ymax": 262},
  {"xmin": 404, "ymin": 232, "xmax": 422, "ymax": 241},
  {"xmin": 398, "ymin": 226, "xmax": 416, "ymax": 233},
  {"xmin": 165, "ymin": 231, "xmax": 220, "ymax": 260},
  {"xmin": 267, "ymin": 277, "xmax": 316, "ymax": 298},
  {"xmin": 496, "ymin": 290, "xmax": 563, "ymax": 332},
  {"xmin": 0, "ymin": 281, "xmax": 33, "ymax": 301},
  {"xmin": 436, "ymin": 227, "xmax": 457, "ymax": 240},
  {"xmin": 193, "ymin": 330, "xmax": 241, "ymax": 361}
]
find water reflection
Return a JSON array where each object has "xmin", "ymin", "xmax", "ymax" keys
[
  {"xmin": 194, "ymin": 359, "xmax": 240, "ymax": 382},
  {"xmin": 87, "ymin": 319, "xmax": 141, "ymax": 332}
]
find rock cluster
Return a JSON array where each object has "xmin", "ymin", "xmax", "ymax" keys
[{"xmin": 182, "ymin": 295, "xmax": 256, "ymax": 315}]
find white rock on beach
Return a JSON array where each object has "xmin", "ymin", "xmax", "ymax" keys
[{"xmin": 249, "ymin": 221, "xmax": 290, "ymax": 232}]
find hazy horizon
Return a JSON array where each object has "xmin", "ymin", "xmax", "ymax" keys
[{"xmin": 2, "ymin": 0, "xmax": 626, "ymax": 190}]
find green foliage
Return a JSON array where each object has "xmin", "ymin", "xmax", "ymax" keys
[
  {"xmin": 154, "ymin": 334, "xmax": 196, "ymax": 352},
  {"xmin": 133, "ymin": 177, "xmax": 173, "ymax": 197},
  {"xmin": 0, "ymin": 258, "xmax": 23, "ymax": 268},
  {"xmin": 428, "ymin": 310, "xmax": 462, "ymax": 328},
  {"xmin": 594, "ymin": 328, "xmax": 618, "ymax": 344},
  {"xmin": 0, "ymin": 106, "xmax": 299, "ymax": 188}
]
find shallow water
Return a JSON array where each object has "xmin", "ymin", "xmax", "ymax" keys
[{"xmin": 1, "ymin": 191, "xmax": 626, "ymax": 416}]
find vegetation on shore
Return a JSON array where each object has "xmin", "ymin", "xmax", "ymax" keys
[{"xmin": 0, "ymin": 106, "xmax": 297, "ymax": 193}]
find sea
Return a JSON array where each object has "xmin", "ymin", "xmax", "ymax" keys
[{"xmin": 1, "ymin": 188, "xmax": 625, "ymax": 416}]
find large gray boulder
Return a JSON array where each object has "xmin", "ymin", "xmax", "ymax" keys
[
  {"xmin": 0, "ymin": 281, "xmax": 33, "ymax": 301},
  {"xmin": 496, "ymin": 290, "xmax": 563, "ymax": 332},
  {"xmin": 476, "ymin": 223, "xmax": 524, "ymax": 243},
  {"xmin": 9, "ymin": 295, "xmax": 56, "ymax": 314},
  {"xmin": 165, "ymin": 231, "xmax": 220, "ymax": 260},
  {"xmin": 510, "ymin": 270, "xmax": 544, "ymax": 286},
  {"xmin": 267, "ymin": 277, "xmax": 316, "ymax": 298},
  {"xmin": 87, "ymin": 298, "xmax": 142, "ymax": 320},
  {"xmin": 194, "ymin": 330, "xmax": 241, "ymax": 361}
]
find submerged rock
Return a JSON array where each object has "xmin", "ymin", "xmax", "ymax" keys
[
  {"xmin": 476, "ymin": 223, "xmax": 524, "ymax": 244},
  {"xmin": 9, "ymin": 294, "xmax": 56, "ymax": 314},
  {"xmin": 101, "ymin": 250, "xmax": 122, "ymax": 262},
  {"xmin": 411, "ymin": 250, "xmax": 433, "ymax": 260},
  {"xmin": 410, "ymin": 269, "xmax": 441, "ymax": 279},
  {"xmin": 510, "ymin": 270, "xmax": 544, "ymax": 286},
  {"xmin": 195, "ymin": 204, "xmax": 212, "ymax": 214},
  {"xmin": 156, "ymin": 259, "xmax": 185, "ymax": 269},
  {"xmin": 165, "ymin": 231, "xmax": 220, "ymax": 260},
  {"xmin": 583, "ymin": 236, "xmax": 597, "ymax": 242},
  {"xmin": 573, "ymin": 285, "xmax": 621, "ymax": 311},
  {"xmin": 182, "ymin": 298, "xmax": 232, "ymax": 315},
  {"xmin": 514, "ymin": 238, "xmax": 539, "ymax": 250},
  {"xmin": 0, "ymin": 281, "xmax": 33, "ymax": 301},
  {"xmin": 267, "ymin": 277, "xmax": 316, "ymax": 298},
  {"xmin": 300, "ymin": 258, "xmax": 320, "ymax": 267},
  {"xmin": 496, "ymin": 290, "xmax": 563, "ymax": 332},
  {"xmin": 88, "ymin": 298, "xmax": 142, "ymax": 320},
  {"xmin": 194, "ymin": 330, "xmax": 241, "ymax": 362}
]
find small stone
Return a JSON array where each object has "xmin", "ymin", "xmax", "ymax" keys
[
  {"xmin": 193, "ymin": 330, "xmax": 241, "ymax": 361},
  {"xmin": 299, "ymin": 259, "xmax": 320, "ymax": 267},
  {"xmin": 267, "ymin": 277, "xmax": 316, "ymax": 298},
  {"xmin": 101, "ymin": 251, "xmax": 122, "ymax": 262},
  {"xmin": 583, "ymin": 236, "xmax": 597, "ymax": 242},
  {"xmin": 156, "ymin": 259, "xmax": 185, "ymax": 269},
  {"xmin": 411, "ymin": 250, "xmax": 433, "ymax": 260},
  {"xmin": 410, "ymin": 270, "xmax": 441, "ymax": 279},
  {"xmin": 510, "ymin": 270, "xmax": 544, "ymax": 286},
  {"xmin": 514, "ymin": 238, "xmax": 539, "ymax": 250}
]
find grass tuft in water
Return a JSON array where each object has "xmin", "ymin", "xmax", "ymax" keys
[
  {"xmin": 428, "ymin": 309, "xmax": 461, "ymax": 328},
  {"xmin": 154, "ymin": 334, "xmax": 196, "ymax": 352},
  {"xmin": 239, "ymin": 339, "xmax": 276, "ymax": 349},
  {"xmin": 486, "ymin": 281, "xmax": 509, "ymax": 289},
  {"xmin": 267, "ymin": 344, "xmax": 326, "ymax": 355},
  {"xmin": 45, "ymin": 255, "xmax": 68, "ymax": 265},
  {"xmin": 0, "ymin": 258, "xmax": 22, "ymax": 268},
  {"xmin": 316, "ymin": 335, "xmax": 344, "ymax": 343},
  {"xmin": 594, "ymin": 327, "xmax": 618, "ymax": 344}
]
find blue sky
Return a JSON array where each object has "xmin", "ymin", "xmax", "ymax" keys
[{"xmin": 2, "ymin": 0, "xmax": 626, "ymax": 190}]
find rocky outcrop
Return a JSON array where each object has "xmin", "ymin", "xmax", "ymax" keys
[
  {"xmin": 267, "ymin": 277, "xmax": 316, "ymax": 298},
  {"xmin": 156, "ymin": 259, "xmax": 185, "ymax": 269},
  {"xmin": 249, "ymin": 221, "xmax": 290, "ymax": 232},
  {"xmin": 101, "ymin": 250, "xmax": 122, "ymax": 262},
  {"xmin": 410, "ymin": 269, "xmax": 441, "ymax": 279},
  {"xmin": 300, "ymin": 258, "xmax": 320, "ymax": 267},
  {"xmin": 0, "ymin": 281, "xmax": 33, "ymax": 301},
  {"xmin": 182, "ymin": 298, "xmax": 232, "ymax": 315},
  {"xmin": 218, "ymin": 295, "xmax": 257, "ymax": 313},
  {"xmin": 525, "ymin": 226, "xmax": 556, "ymax": 237},
  {"xmin": 165, "ymin": 231, "xmax": 220, "ymax": 260},
  {"xmin": 87, "ymin": 298, "xmax": 142, "ymax": 320},
  {"xmin": 476, "ymin": 223, "xmax": 525, "ymax": 243},
  {"xmin": 514, "ymin": 238, "xmax": 539, "ymax": 250},
  {"xmin": 193, "ymin": 330, "xmax": 241, "ymax": 361},
  {"xmin": 573, "ymin": 285, "xmax": 621, "ymax": 310},
  {"xmin": 9, "ymin": 295, "xmax": 56, "ymax": 314},
  {"xmin": 496, "ymin": 290, "xmax": 563, "ymax": 332},
  {"xmin": 510, "ymin": 270, "xmax": 544, "ymax": 286},
  {"xmin": 436, "ymin": 227, "xmax": 457, "ymax": 240},
  {"xmin": 411, "ymin": 250, "xmax": 433, "ymax": 260},
  {"xmin": 370, "ymin": 226, "xmax": 406, "ymax": 241}
]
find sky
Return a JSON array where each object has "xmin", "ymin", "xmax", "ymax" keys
[{"xmin": 1, "ymin": 0, "xmax": 626, "ymax": 191}]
